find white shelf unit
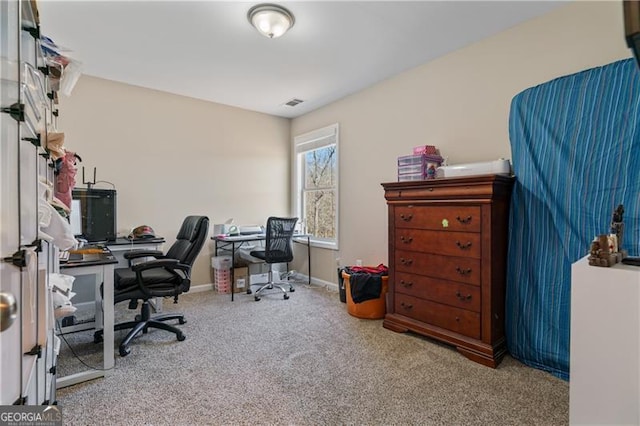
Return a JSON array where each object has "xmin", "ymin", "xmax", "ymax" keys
[
  {"xmin": 570, "ymin": 256, "xmax": 640, "ymax": 425},
  {"xmin": 0, "ymin": 0, "xmax": 59, "ymax": 405}
]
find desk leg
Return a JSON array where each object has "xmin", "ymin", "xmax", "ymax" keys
[
  {"xmin": 102, "ymin": 265, "xmax": 115, "ymax": 371},
  {"xmin": 231, "ymin": 242, "xmax": 236, "ymax": 301},
  {"xmin": 307, "ymin": 236, "xmax": 311, "ymax": 285},
  {"xmin": 56, "ymin": 264, "xmax": 114, "ymax": 389}
]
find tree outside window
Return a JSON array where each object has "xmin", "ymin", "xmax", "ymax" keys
[
  {"xmin": 303, "ymin": 146, "xmax": 336, "ymax": 239},
  {"xmin": 294, "ymin": 124, "xmax": 339, "ymax": 249}
]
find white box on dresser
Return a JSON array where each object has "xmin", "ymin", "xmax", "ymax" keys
[{"xmin": 570, "ymin": 256, "xmax": 640, "ymax": 425}]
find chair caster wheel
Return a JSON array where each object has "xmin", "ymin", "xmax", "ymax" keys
[
  {"xmin": 179, "ymin": 318, "xmax": 187, "ymax": 324},
  {"xmin": 289, "ymin": 287, "xmax": 295, "ymax": 292},
  {"xmin": 254, "ymin": 296, "xmax": 261, "ymax": 301},
  {"xmin": 246, "ymin": 289, "xmax": 252, "ymax": 295},
  {"xmin": 284, "ymin": 294, "xmax": 290, "ymax": 300},
  {"xmin": 93, "ymin": 332, "xmax": 103, "ymax": 344},
  {"xmin": 177, "ymin": 333, "xmax": 186, "ymax": 341},
  {"xmin": 119, "ymin": 347, "xmax": 131, "ymax": 357}
]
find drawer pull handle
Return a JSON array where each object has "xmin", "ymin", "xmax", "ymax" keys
[
  {"xmin": 400, "ymin": 280, "xmax": 413, "ymax": 288},
  {"xmin": 400, "ymin": 302, "xmax": 413, "ymax": 310},
  {"xmin": 400, "ymin": 236, "xmax": 413, "ymax": 244},
  {"xmin": 400, "ymin": 258, "xmax": 413, "ymax": 266},
  {"xmin": 455, "ymin": 317, "xmax": 460, "ymax": 322},
  {"xmin": 456, "ymin": 215, "xmax": 472, "ymax": 224},
  {"xmin": 399, "ymin": 213, "xmax": 413, "ymax": 222},
  {"xmin": 455, "ymin": 267, "xmax": 472, "ymax": 276},
  {"xmin": 455, "ymin": 241, "xmax": 472, "ymax": 250},
  {"xmin": 456, "ymin": 291, "xmax": 472, "ymax": 301}
]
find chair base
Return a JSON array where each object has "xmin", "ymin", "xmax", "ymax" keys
[
  {"xmin": 95, "ymin": 300, "xmax": 186, "ymax": 356},
  {"xmin": 246, "ymin": 270, "xmax": 294, "ymax": 301}
]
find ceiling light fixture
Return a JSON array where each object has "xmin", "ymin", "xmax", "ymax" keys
[{"xmin": 247, "ymin": 3, "xmax": 295, "ymax": 39}]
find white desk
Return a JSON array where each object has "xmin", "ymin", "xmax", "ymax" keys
[
  {"xmin": 570, "ymin": 256, "xmax": 640, "ymax": 424},
  {"xmin": 212, "ymin": 234, "xmax": 311, "ymax": 301},
  {"xmin": 57, "ymin": 253, "xmax": 117, "ymax": 389},
  {"xmin": 106, "ymin": 237, "xmax": 165, "ymax": 268}
]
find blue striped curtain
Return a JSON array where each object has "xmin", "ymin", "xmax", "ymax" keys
[{"xmin": 507, "ymin": 59, "xmax": 640, "ymax": 380}]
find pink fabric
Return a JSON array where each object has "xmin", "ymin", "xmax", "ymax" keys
[{"xmin": 54, "ymin": 151, "xmax": 78, "ymax": 209}]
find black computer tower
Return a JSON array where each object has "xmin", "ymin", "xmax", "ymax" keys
[{"xmin": 71, "ymin": 188, "xmax": 117, "ymax": 242}]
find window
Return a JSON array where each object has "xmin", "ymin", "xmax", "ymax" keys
[{"xmin": 294, "ymin": 124, "xmax": 339, "ymax": 249}]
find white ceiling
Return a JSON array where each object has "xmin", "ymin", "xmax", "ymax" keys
[{"xmin": 38, "ymin": 1, "xmax": 566, "ymax": 118}]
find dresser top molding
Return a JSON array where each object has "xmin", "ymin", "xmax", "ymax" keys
[{"xmin": 382, "ymin": 175, "xmax": 514, "ymax": 202}]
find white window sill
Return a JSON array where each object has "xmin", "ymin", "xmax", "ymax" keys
[{"xmin": 305, "ymin": 239, "xmax": 338, "ymax": 250}]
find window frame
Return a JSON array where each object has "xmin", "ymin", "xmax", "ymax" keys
[{"xmin": 293, "ymin": 123, "xmax": 339, "ymax": 250}]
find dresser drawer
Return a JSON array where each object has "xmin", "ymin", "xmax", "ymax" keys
[
  {"xmin": 395, "ymin": 249, "xmax": 481, "ymax": 285},
  {"xmin": 395, "ymin": 293, "xmax": 481, "ymax": 339},
  {"xmin": 395, "ymin": 272, "xmax": 481, "ymax": 312},
  {"xmin": 395, "ymin": 229, "xmax": 481, "ymax": 258},
  {"xmin": 395, "ymin": 205, "xmax": 481, "ymax": 232}
]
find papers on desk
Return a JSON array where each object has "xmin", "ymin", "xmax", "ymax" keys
[{"xmin": 219, "ymin": 233, "xmax": 265, "ymax": 241}]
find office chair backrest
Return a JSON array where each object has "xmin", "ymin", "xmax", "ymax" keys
[
  {"xmin": 264, "ymin": 217, "xmax": 298, "ymax": 264},
  {"xmin": 165, "ymin": 216, "xmax": 210, "ymax": 266}
]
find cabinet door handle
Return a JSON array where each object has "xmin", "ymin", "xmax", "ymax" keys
[
  {"xmin": 455, "ymin": 291, "xmax": 472, "ymax": 301},
  {"xmin": 400, "ymin": 258, "xmax": 413, "ymax": 266},
  {"xmin": 456, "ymin": 215, "xmax": 472, "ymax": 224},
  {"xmin": 455, "ymin": 241, "xmax": 472, "ymax": 250},
  {"xmin": 455, "ymin": 266, "xmax": 472, "ymax": 276},
  {"xmin": 400, "ymin": 302, "xmax": 413, "ymax": 310},
  {"xmin": 400, "ymin": 236, "xmax": 413, "ymax": 244},
  {"xmin": 399, "ymin": 213, "xmax": 413, "ymax": 222},
  {"xmin": 399, "ymin": 280, "xmax": 413, "ymax": 288},
  {"xmin": 0, "ymin": 292, "xmax": 18, "ymax": 332}
]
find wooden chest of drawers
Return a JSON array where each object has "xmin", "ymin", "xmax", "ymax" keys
[{"xmin": 381, "ymin": 175, "xmax": 514, "ymax": 367}]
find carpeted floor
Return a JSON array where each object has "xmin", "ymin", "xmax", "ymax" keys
[{"xmin": 56, "ymin": 284, "xmax": 569, "ymax": 425}]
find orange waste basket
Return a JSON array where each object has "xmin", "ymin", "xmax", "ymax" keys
[{"xmin": 342, "ymin": 271, "xmax": 388, "ymax": 319}]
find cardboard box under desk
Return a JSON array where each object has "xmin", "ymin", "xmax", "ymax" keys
[{"xmin": 233, "ymin": 267, "xmax": 248, "ymax": 293}]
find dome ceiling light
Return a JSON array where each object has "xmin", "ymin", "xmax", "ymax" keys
[{"xmin": 247, "ymin": 3, "xmax": 295, "ymax": 39}]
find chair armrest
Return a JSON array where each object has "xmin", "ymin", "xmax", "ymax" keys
[
  {"xmin": 131, "ymin": 258, "xmax": 179, "ymax": 273},
  {"xmin": 131, "ymin": 260, "xmax": 192, "ymax": 299},
  {"xmin": 124, "ymin": 250, "xmax": 165, "ymax": 260}
]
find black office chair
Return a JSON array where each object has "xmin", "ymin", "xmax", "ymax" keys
[
  {"xmin": 248, "ymin": 216, "xmax": 298, "ymax": 301},
  {"xmin": 96, "ymin": 215, "xmax": 209, "ymax": 356}
]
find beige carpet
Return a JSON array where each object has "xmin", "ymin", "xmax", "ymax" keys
[{"xmin": 56, "ymin": 284, "xmax": 568, "ymax": 425}]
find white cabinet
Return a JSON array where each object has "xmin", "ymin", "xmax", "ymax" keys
[
  {"xmin": 0, "ymin": 0, "xmax": 58, "ymax": 405},
  {"xmin": 570, "ymin": 256, "xmax": 640, "ymax": 425}
]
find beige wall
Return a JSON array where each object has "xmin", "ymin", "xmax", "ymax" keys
[
  {"xmin": 57, "ymin": 76, "xmax": 290, "ymax": 285},
  {"xmin": 291, "ymin": 1, "xmax": 632, "ymax": 284},
  {"xmin": 57, "ymin": 1, "xmax": 632, "ymax": 287}
]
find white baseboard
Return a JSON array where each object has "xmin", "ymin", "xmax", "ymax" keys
[
  {"xmin": 191, "ymin": 276, "xmax": 338, "ymax": 294},
  {"xmin": 191, "ymin": 283, "xmax": 214, "ymax": 293},
  {"xmin": 294, "ymin": 274, "xmax": 338, "ymax": 292}
]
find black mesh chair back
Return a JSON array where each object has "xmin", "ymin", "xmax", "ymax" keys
[
  {"xmin": 248, "ymin": 216, "xmax": 298, "ymax": 301},
  {"xmin": 263, "ymin": 217, "xmax": 298, "ymax": 264}
]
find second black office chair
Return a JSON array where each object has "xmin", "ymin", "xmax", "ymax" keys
[
  {"xmin": 248, "ymin": 216, "xmax": 298, "ymax": 301},
  {"xmin": 96, "ymin": 215, "xmax": 209, "ymax": 356}
]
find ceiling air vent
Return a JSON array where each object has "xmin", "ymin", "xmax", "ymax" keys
[{"xmin": 284, "ymin": 98, "xmax": 304, "ymax": 107}]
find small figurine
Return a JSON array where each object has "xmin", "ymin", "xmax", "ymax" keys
[
  {"xmin": 610, "ymin": 204, "xmax": 625, "ymax": 251},
  {"xmin": 426, "ymin": 164, "xmax": 437, "ymax": 180},
  {"xmin": 588, "ymin": 204, "xmax": 627, "ymax": 267}
]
